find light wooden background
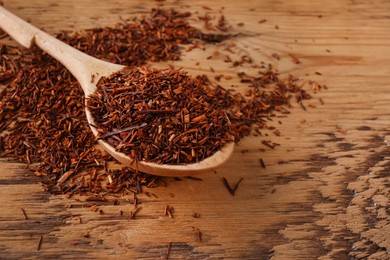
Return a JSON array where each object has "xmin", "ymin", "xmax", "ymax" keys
[{"xmin": 0, "ymin": 0, "xmax": 389, "ymax": 259}]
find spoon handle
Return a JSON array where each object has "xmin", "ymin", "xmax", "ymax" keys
[{"xmin": 0, "ymin": 6, "xmax": 122, "ymax": 96}]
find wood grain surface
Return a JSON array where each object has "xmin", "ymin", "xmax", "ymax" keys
[{"xmin": 1, "ymin": 0, "xmax": 389, "ymax": 259}]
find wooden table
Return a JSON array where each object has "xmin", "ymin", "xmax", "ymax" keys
[{"xmin": 1, "ymin": 0, "xmax": 389, "ymax": 259}]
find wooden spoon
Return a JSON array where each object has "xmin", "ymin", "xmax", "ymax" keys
[{"xmin": 0, "ymin": 6, "xmax": 235, "ymax": 176}]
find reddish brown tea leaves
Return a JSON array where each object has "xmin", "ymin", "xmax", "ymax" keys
[
  {"xmin": 262, "ymin": 140, "xmax": 280, "ymax": 149},
  {"xmin": 0, "ymin": 8, "xmax": 233, "ymax": 195},
  {"xmin": 222, "ymin": 177, "xmax": 235, "ymax": 196},
  {"xmin": 192, "ymin": 213, "xmax": 201, "ymax": 218},
  {"xmin": 130, "ymin": 206, "xmax": 142, "ymax": 220},
  {"xmin": 87, "ymin": 61, "xmax": 314, "ymax": 165},
  {"xmin": 232, "ymin": 178, "xmax": 244, "ymax": 194},
  {"xmin": 164, "ymin": 242, "xmax": 172, "ymax": 260},
  {"xmin": 222, "ymin": 177, "xmax": 244, "ymax": 196},
  {"xmin": 164, "ymin": 205, "xmax": 174, "ymax": 218},
  {"xmin": 87, "ymin": 67, "xmax": 233, "ymax": 165},
  {"xmin": 0, "ymin": 7, "xmax": 321, "ymax": 198},
  {"xmin": 21, "ymin": 208, "xmax": 28, "ymax": 220},
  {"xmin": 57, "ymin": 170, "xmax": 75, "ymax": 184},
  {"xmin": 191, "ymin": 226, "xmax": 202, "ymax": 242},
  {"xmin": 271, "ymin": 53, "xmax": 280, "ymax": 60},
  {"xmin": 37, "ymin": 235, "xmax": 43, "ymax": 251},
  {"xmin": 57, "ymin": 9, "xmax": 231, "ymax": 67},
  {"xmin": 184, "ymin": 176, "xmax": 203, "ymax": 181},
  {"xmin": 289, "ymin": 54, "xmax": 301, "ymax": 64},
  {"xmin": 259, "ymin": 158, "xmax": 266, "ymax": 168}
]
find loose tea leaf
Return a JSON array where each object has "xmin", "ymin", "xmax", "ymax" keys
[
  {"xmin": 37, "ymin": 235, "xmax": 43, "ymax": 251},
  {"xmin": 21, "ymin": 208, "xmax": 28, "ymax": 220},
  {"xmin": 0, "ymin": 7, "xmax": 320, "ymax": 197},
  {"xmin": 259, "ymin": 158, "xmax": 266, "ymax": 168},
  {"xmin": 164, "ymin": 242, "xmax": 172, "ymax": 260},
  {"xmin": 222, "ymin": 177, "xmax": 235, "ymax": 196},
  {"xmin": 0, "ymin": 8, "xmax": 230, "ymax": 194}
]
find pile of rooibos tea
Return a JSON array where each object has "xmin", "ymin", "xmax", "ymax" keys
[{"xmin": 0, "ymin": 8, "xmax": 319, "ymax": 197}]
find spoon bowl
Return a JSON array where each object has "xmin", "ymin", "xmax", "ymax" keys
[{"xmin": 0, "ymin": 6, "xmax": 235, "ymax": 176}]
